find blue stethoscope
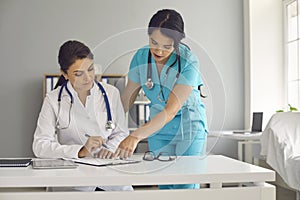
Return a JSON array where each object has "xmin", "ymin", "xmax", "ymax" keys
[
  {"xmin": 145, "ymin": 50, "xmax": 180, "ymax": 102},
  {"xmin": 55, "ymin": 80, "xmax": 115, "ymax": 132}
]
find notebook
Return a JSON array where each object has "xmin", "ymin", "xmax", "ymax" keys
[
  {"xmin": 32, "ymin": 159, "xmax": 78, "ymax": 169},
  {"xmin": 64, "ymin": 157, "xmax": 141, "ymax": 167},
  {"xmin": 233, "ymin": 112, "xmax": 263, "ymax": 134},
  {"xmin": 0, "ymin": 158, "xmax": 32, "ymax": 167}
]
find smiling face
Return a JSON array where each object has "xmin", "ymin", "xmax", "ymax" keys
[
  {"xmin": 62, "ymin": 58, "xmax": 95, "ymax": 94},
  {"xmin": 149, "ymin": 29, "xmax": 175, "ymax": 65}
]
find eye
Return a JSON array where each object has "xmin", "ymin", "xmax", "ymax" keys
[
  {"xmin": 164, "ymin": 45, "xmax": 172, "ymax": 50},
  {"xmin": 88, "ymin": 65, "xmax": 94, "ymax": 72},
  {"xmin": 151, "ymin": 39, "xmax": 158, "ymax": 45},
  {"xmin": 74, "ymin": 72, "xmax": 83, "ymax": 77}
]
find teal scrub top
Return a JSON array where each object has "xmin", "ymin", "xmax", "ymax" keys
[{"xmin": 128, "ymin": 44, "xmax": 208, "ymax": 141}]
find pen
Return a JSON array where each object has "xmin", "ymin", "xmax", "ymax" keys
[{"xmin": 85, "ymin": 134, "xmax": 109, "ymax": 149}]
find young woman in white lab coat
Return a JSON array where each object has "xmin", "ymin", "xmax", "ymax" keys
[{"xmin": 32, "ymin": 40, "xmax": 132, "ymax": 191}]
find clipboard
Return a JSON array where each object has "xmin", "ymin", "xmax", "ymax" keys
[{"xmin": 64, "ymin": 158, "xmax": 141, "ymax": 167}]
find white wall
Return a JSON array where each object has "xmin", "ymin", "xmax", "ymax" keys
[
  {"xmin": 244, "ymin": 0, "xmax": 284, "ymax": 128},
  {"xmin": 243, "ymin": 0, "xmax": 284, "ymax": 159},
  {"xmin": 0, "ymin": 0, "xmax": 244, "ymax": 157}
]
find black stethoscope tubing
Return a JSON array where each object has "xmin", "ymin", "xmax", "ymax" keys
[{"xmin": 146, "ymin": 49, "xmax": 180, "ymax": 90}]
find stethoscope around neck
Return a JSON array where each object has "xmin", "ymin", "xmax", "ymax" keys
[
  {"xmin": 145, "ymin": 50, "xmax": 180, "ymax": 102},
  {"xmin": 145, "ymin": 50, "xmax": 180, "ymax": 90},
  {"xmin": 55, "ymin": 80, "xmax": 115, "ymax": 132}
]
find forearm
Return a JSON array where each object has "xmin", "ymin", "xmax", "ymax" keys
[
  {"xmin": 33, "ymin": 100, "xmax": 83, "ymax": 159},
  {"xmin": 78, "ymin": 146, "xmax": 89, "ymax": 158},
  {"xmin": 130, "ymin": 108, "xmax": 176, "ymax": 140},
  {"xmin": 106, "ymin": 130, "xmax": 129, "ymax": 152},
  {"xmin": 130, "ymin": 85, "xmax": 192, "ymax": 140},
  {"xmin": 121, "ymin": 94, "xmax": 136, "ymax": 113},
  {"xmin": 33, "ymin": 137, "xmax": 82, "ymax": 158},
  {"xmin": 121, "ymin": 94, "xmax": 130, "ymax": 113},
  {"xmin": 121, "ymin": 80, "xmax": 141, "ymax": 113}
]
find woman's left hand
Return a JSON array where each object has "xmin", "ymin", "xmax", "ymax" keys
[{"xmin": 113, "ymin": 135, "xmax": 140, "ymax": 159}]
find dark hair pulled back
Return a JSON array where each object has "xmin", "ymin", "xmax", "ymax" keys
[
  {"xmin": 54, "ymin": 40, "xmax": 93, "ymax": 89},
  {"xmin": 148, "ymin": 9, "xmax": 206, "ymax": 98},
  {"xmin": 148, "ymin": 9, "xmax": 185, "ymax": 47}
]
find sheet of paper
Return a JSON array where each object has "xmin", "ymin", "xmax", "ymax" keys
[{"xmin": 63, "ymin": 157, "xmax": 141, "ymax": 167}]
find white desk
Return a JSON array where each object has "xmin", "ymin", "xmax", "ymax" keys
[
  {"xmin": 209, "ymin": 131, "xmax": 262, "ymax": 163},
  {"xmin": 0, "ymin": 155, "xmax": 275, "ymax": 200}
]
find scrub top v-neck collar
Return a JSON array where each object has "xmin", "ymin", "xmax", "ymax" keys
[
  {"xmin": 150, "ymin": 50, "xmax": 177, "ymax": 101},
  {"xmin": 151, "ymin": 51, "xmax": 177, "ymax": 80}
]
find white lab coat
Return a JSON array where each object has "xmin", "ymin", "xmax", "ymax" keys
[{"xmin": 33, "ymin": 81, "xmax": 133, "ymax": 191}]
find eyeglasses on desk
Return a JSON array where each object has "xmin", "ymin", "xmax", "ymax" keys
[{"xmin": 143, "ymin": 151, "xmax": 177, "ymax": 162}]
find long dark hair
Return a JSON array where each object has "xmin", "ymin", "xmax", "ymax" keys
[
  {"xmin": 54, "ymin": 40, "xmax": 94, "ymax": 89},
  {"xmin": 148, "ymin": 9, "xmax": 206, "ymax": 98},
  {"xmin": 148, "ymin": 9, "xmax": 185, "ymax": 68}
]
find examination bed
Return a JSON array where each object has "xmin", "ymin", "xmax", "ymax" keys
[{"xmin": 260, "ymin": 112, "xmax": 300, "ymax": 199}]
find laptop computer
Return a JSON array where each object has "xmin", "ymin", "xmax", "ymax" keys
[{"xmin": 233, "ymin": 112, "xmax": 263, "ymax": 134}]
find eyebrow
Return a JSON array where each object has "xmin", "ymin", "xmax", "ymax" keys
[{"xmin": 72, "ymin": 63, "xmax": 94, "ymax": 73}]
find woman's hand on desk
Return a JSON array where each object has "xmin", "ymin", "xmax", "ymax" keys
[
  {"xmin": 78, "ymin": 136, "xmax": 105, "ymax": 158},
  {"xmin": 95, "ymin": 148, "xmax": 113, "ymax": 159},
  {"xmin": 114, "ymin": 135, "xmax": 140, "ymax": 159}
]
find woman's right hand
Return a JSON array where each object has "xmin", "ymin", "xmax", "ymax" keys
[
  {"xmin": 113, "ymin": 135, "xmax": 140, "ymax": 159},
  {"xmin": 78, "ymin": 136, "xmax": 105, "ymax": 158}
]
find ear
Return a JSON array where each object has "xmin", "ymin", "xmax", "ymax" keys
[{"xmin": 61, "ymin": 70, "xmax": 68, "ymax": 80}]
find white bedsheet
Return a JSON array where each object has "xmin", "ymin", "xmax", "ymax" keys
[{"xmin": 260, "ymin": 112, "xmax": 300, "ymax": 191}]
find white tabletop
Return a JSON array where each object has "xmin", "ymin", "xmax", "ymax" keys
[
  {"xmin": 208, "ymin": 131, "xmax": 262, "ymax": 140},
  {"xmin": 0, "ymin": 155, "xmax": 274, "ymax": 188}
]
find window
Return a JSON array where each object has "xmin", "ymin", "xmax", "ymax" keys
[{"xmin": 284, "ymin": 0, "xmax": 300, "ymax": 109}]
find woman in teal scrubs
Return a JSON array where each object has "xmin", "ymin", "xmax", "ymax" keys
[{"xmin": 115, "ymin": 9, "xmax": 208, "ymax": 189}]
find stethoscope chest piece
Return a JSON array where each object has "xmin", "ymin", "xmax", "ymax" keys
[
  {"xmin": 145, "ymin": 78, "xmax": 154, "ymax": 89},
  {"xmin": 105, "ymin": 120, "xmax": 115, "ymax": 132},
  {"xmin": 146, "ymin": 49, "xmax": 179, "ymax": 92}
]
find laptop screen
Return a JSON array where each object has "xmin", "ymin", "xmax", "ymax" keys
[{"xmin": 251, "ymin": 112, "xmax": 263, "ymax": 132}]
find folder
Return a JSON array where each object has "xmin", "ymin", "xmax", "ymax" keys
[{"xmin": 0, "ymin": 158, "xmax": 32, "ymax": 167}]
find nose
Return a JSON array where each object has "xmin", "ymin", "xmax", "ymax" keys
[
  {"xmin": 155, "ymin": 48, "xmax": 163, "ymax": 55},
  {"xmin": 83, "ymin": 72, "xmax": 92, "ymax": 82}
]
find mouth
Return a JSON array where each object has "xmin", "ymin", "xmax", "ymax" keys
[
  {"xmin": 83, "ymin": 81, "xmax": 92, "ymax": 86},
  {"xmin": 153, "ymin": 53, "xmax": 164, "ymax": 59}
]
